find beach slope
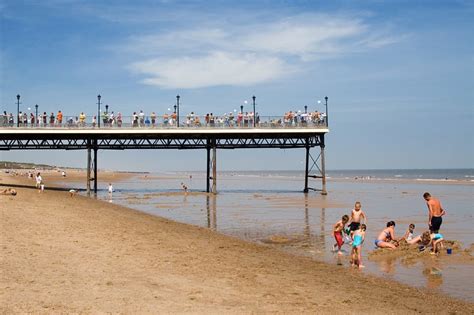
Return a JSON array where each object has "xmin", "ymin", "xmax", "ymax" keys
[{"xmin": 1, "ymin": 186, "xmax": 473, "ymax": 314}]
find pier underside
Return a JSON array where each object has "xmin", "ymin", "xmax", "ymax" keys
[{"xmin": 0, "ymin": 129, "xmax": 328, "ymax": 195}]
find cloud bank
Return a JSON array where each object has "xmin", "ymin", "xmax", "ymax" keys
[{"xmin": 127, "ymin": 13, "xmax": 399, "ymax": 89}]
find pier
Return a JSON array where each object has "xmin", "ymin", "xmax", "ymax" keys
[{"xmin": 0, "ymin": 113, "xmax": 329, "ymax": 195}]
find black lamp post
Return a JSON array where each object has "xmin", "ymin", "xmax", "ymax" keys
[
  {"xmin": 35, "ymin": 104, "xmax": 39, "ymax": 126},
  {"xmin": 97, "ymin": 94, "xmax": 101, "ymax": 128},
  {"xmin": 105, "ymin": 104, "xmax": 109, "ymax": 115},
  {"xmin": 240, "ymin": 105, "xmax": 243, "ymax": 114},
  {"xmin": 16, "ymin": 94, "xmax": 20, "ymax": 127},
  {"xmin": 304, "ymin": 105, "xmax": 307, "ymax": 114},
  {"xmin": 252, "ymin": 95, "xmax": 256, "ymax": 127},
  {"xmin": 324, "ymin": 96, "xmax": 328, "ymax": 127},
  {"xmin": 176, "ymin": 95, "xmax": 180, "ymax": 127}
]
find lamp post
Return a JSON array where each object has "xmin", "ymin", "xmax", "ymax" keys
[
  {"xmin": 105, "ymin": 104, "xmax": 109, "ymax": 115},
  {"xmin": 240, "ymin": 105, "xmax": 243, "ymax": 114},
  {"xmin": 35, "ymin": 104, "xmax": 39, "ymax": 126},
  {"xmin": 304, "ymin": 105, "xmax": 307, "ymax": 114},
  {"xmin": 176, "ymin": 95, "xmax": 180, "ymax": 127},
  {"xmin": 97, "ymin": 94, "xmax": 101, "ymax": 128},
  {"xmin": 252, "ymin": 95, "xmax": 256, "ymax": 127},
  {"xmin": 325, "ymin": 96, "xmax": 328, "ymax": 127},
  {"xmin": 16, "ymin": 94, "xmax": 20, "ymax": 127}
]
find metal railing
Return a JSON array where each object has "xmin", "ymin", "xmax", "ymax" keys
[{"xmin": 0, "ymin": 114, "xmax": 328, "ymax": 129}]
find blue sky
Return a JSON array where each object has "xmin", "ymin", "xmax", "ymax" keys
[{"xmin": 1, "ymin": 0, "xmax": 473, "ymax": 171}]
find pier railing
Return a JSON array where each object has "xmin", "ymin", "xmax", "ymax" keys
[{"xmin": 0, "ymin": 115, "xmax": 328, "ymax": 129}]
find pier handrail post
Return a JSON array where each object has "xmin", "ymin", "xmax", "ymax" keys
[
  {"xmin": 97, "ymin": 94, "xmax": 101, "ymax": 128},
  {"xmin": 176, "ymin": 95, "xmax": 180, "ymax": 127},
  {"xmin": 252, "ymin": 95, "xmax": 256, "ymax": 127},
  {"xmin": 16, "ymin": 94, "xmax": 20, "ymax": 127},
  {"xmin": 325, "ymin": 96, "xmax": 328, "ymax": 127}
]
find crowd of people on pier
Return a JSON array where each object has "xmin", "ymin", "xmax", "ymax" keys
[{"xmin": 1, "ymin": 108, "xmax": 327, "ymax": 128}]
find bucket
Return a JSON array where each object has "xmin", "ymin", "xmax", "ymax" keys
[{"xmin": 447, "ymin": 248, "xmax": 452, "ymax": 254}]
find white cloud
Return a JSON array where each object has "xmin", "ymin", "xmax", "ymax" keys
[
  {"xmin": 130, "ymin": 51, "xmax": 292, "ymax": 89},
  {"xmin": 125, "ymin": 13, "xmax": 400, "ymax": 89}
]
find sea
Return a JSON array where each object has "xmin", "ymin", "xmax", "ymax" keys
[{"xmin": 70, "ymin": 168, "xmax": 474, "ymax": 302}]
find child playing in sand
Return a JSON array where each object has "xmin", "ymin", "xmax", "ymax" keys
[
  {"xmin": 333, "ymin": 215, "xmax": 349, "ymax": 255},
  {"xmin": 428, "ymin": 232, "xmax": 445, "ymax": 255},
  {"xmin": 348, "ymin": 201, "xmax": 367, "ymax": 240},
  {"xmin": 351, "ymin": 224, "xmax": 367, "ymax": 268},
  {"xmin": 403, "ymin": 223, "xmax": 415, "ymax": 242}
]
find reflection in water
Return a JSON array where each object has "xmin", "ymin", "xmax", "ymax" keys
[
  {"xmin": 422, "ymin": 260, "xmax": 444, "ymax": 289},
  {"xmin": 378, "ymin": 257, "xmax": 397, "ymax": 275},
  {"xmin": 303, "ymin": 194, "xmax": 310, "ymax": 241},
  {"xmin": 206, "ymin": 194, "xmax": 217, "ymax": 230},
  {"xmin": 320, "ymin": 207, "xmax": 326, "ymax": 252}
]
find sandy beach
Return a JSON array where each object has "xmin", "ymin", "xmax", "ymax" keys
[{"xmin": 1, "ymin": 172, "xmax": 473, "ymax": 314}]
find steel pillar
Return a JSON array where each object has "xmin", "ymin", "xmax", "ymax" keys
[
  {"xmin": 304, "ymin": 137, "xmax": 310, "ymax": 193},
  {"xmin": 206, "ymin": 139, "xmax": 211, "ymax": 193},
  {"xmin": 86, "ymin": 139, "xmax": 92, "ymax": 195},
  {"xmin": 93, "ymin": 139, "xmax": 98, "ymax": 194},
  {"xmin": 320, "ymin": 134, "xmax": 327, "ymax": 195},
  {"xmin": 211, "ymin": 145, "xmax": 217, "ymax": 194}
]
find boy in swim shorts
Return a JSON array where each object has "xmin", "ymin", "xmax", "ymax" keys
[
  {"xmin": 348, "ymin": 201, "xmax": 367, "ymax": 240},
  {"xmin": 333, "ymin": 215, "xmax": 349, "ymax": 255},
  {"xmin": 351, "ymin": 224, "xmax": 367, "ymax": 269}
]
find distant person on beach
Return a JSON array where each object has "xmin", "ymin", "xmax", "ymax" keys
[
  {"xmin": 181, "ymin": 182, "xmax": 188, "ymax": 194},
  {"xmin": 348, "ymin": 201, "xmax": 367, "ymax": 239},
  {"xmin": 62, "ymin": 171, "xmax": 66, "ymax": 177},
  {"xmin": 0, "ymin": 188, "xmax": 17, "ymax": 196},
  {"xmin": 423, "ymin": 192, "xmax": 446, "ymax": 233},
  {"xmin": 35, "ymin": 172, "xmax": 43, "ymax": 191},
  {"xmin": 351, "ymin": 224, "xmax": 366, "ymax": 268},
  {"xmin": 375, "ymin": 221, "xmax": 398, "ymax": 249},
  {"xmin": 333, "ymin": 214, "xmax": 349, "ymax": 255},
  {"xmin": 108, "ymin": 183, "xmax": 114, "ymax": 194}
]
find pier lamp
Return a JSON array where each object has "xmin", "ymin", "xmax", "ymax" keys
[
  {"xmin": 105, "ymin": 104, "xmax": 109, "ymax": 115},
  {"xmin": 325, "ymin": 96, "xmax": 328, "ymax": 127},
  {"xmin": 16, "ymin": 94, "xmax": 20, "ymax": 127},
  {"xmin": 240, "ymin": 105, "xmax": 243, "ymax": 114},
  {"xmin": 97, "ymin": 94, "xmax": 101, "ymax": 128},
  {"xmin": 304, "ymin": 105, "xmax": 307, "ymax": 114},
  {"xmin": 174, "ymin": 104, "xmax": 177, "ymax": 113},
  {"xmin": 176, "ymin": 95, "xmax": 180, "ymax": 127},
  {"xmin": 35, "ymin": 104, "xmax": 39, "ymax": 125},
  {"xmin": 252, "ymin": 96, "xmax": 256, "ymax": 127}
]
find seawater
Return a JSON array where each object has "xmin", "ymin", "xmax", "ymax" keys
[{"xmin": 92, "ymin": 169, "xmax": 474, "ymax": 302}]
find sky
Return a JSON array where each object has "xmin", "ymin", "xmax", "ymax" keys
[{"xmin": 0, "ymin": 0, "xmax": 473, "ymax": 172}]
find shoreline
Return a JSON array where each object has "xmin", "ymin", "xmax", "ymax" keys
[{"xmin": 1, "ymin": 172, "xmax": 474, "ymax": 313}]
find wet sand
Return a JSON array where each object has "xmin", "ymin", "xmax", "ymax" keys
[{"xmin": 1, "ymin": 173, "xmax": 474, "ymax": 313}]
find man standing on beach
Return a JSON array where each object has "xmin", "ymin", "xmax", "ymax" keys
[{"xmin": 423, "ymin": 192, "xmax": 446, "ymax": 233}]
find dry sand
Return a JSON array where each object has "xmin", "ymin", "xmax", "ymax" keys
[{"xmin": 1, "ymin": 174, "xmax": 474, "ymax": 314}]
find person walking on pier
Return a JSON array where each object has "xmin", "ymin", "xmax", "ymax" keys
[
  {"xmin": 423, "ymin": 192, "xmax": 446, "ymax": 233},
  {"xmin": 57, "ymin": 110, "xmax": 63, "ymax": 125}
]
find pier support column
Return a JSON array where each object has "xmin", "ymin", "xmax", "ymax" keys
[
  {"xmin": 93, "ymin": 139, "xmax": 98, "ymax": 195},
  {"xmin": 86, "ymin": 139, "xmax": 92, "ymax": 196},
  {"xmin": 320, "ymin": 134, "xmax": 327, "ymax": 195},
  {"xmin": 304, "ymin": 137, "xmax": 310, "ymax": 193},
  {"xmin": 211, "ymin": 144, "xmax": 217, "ymax": 194},
  {"xmin": 206, "ymin": 140, "xmax": 211, "ymax": 193}
]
